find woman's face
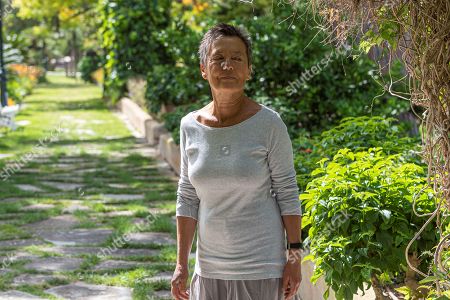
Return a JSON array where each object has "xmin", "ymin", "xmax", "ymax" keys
[{"xmin": 200, "ymin": 36, "xmax": 251, "ymax": 93}]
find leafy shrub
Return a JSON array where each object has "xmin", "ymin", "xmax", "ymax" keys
[
  {"xmin": 301, "ymin": 148, "xmax": 445, "ymax": 299},
  {"xmin": 294, "ymin": 116, "xmax": 420, "ymax": 192},
  {"xmin": 99, "ymin": 0, "xmax": 171, "ymax": 103},
  {"xmin": 162, "ymin": 101, "xmax": 207, "ymax": 145},
  {"xmin": 6, "ymin": 73, "xmax": 30, "ymax": 104},
  {"xmin": 318, "ymin": 116, "xmax": 417, "ymax": 157},
  {"xmin": 145, "ymin": 20, "xmax": 207, "ymax": 114},
  {"xmin": 5, "ymin": 64, "xmax": 44, "ymax": 103},
  {"xmin": 78, "ymin": 50, "xmax": 102, "ymax": 83},
  {"xmin": 239, "ymin": 2, "xmax": 410, "ymax": 136}
]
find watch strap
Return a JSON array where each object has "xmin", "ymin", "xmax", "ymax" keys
[{"xmin": 287, "ymin": 241, "xmax": 304, "ymax": 250}]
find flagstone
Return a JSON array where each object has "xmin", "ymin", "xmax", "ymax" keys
[
  {"xmin": 42, "ymin": 246, "xmax": 159, "ymax": 258},
  {"xmin": 0, "ymin": 291, "xmax": 45, "ymax": 299},
  {"xmin": 41, "ymin": 181, "xmax": 84, "ymax": 191},
  {"xmin": 47, "ymin": 163, "xmax": 76, "ymax": 170},
  {"xmin": 17, "ymin": 168, "xmax": 41, "ymax": 173},
  {"xmin": 149, "ymin": 290, "xmax": 172, "ymax": 300},
  {"xmin": 45, "ymin": 282, "xmax": 133, "ymax": 300},
  {"xmin": 131, "ymin": 218, "xmax": 150, "ymax": 226},
  {"xmin": 6, "ymin": 251, "xmax": 39, "ymax": 261},
  {"xmin": 0, "ymin": 268, "xmax": 11, "ymax": 276},
  {"xmin": 44, "ymin": 176, "xmax": 85, "ymax": 183},
  {"xmin": 35, "ymin": 228, "xmax": 113, "ymax": 246},
  {"xmin": 0, "ymin": 220, "xmax": 17, "ymax": 225},
  {"xmin": 0, "ymin": 238, "xmax": 46, "ymax": 248},
  {"xmin": 84, "ymin": 149, "xmax": 103, "ymax": 155},
  {"xmin": 107, "ymin": 183, "xmax": 130, "ymax": 189},
  {"xmin": 31, "ymin": 157, "xmax": 53, "ymax": 164},
  {"xmin": 24, "ymin": 257, "xmax": 84, "ymax": 272},
  {"xmin": 15, "ymin": 184, "xmax": 45, "ymax": 192},
  {"xmin": 144, "ymin": 271, "xmax": 173, "ymax": 283},
  {"xmin": 126, "ymin": 232, "xmax": 175, "ymax": 246},
  {"xmin": 24, "ymin": 215, "xmax": 80, "ymax": 232},
  {"xmin": 12, "ymin": 273, "xmax": 67, "ymax": 286},
  {"xmin": 102, "ymin": 194, "xmax": 144, "ymax": 201},
  {"xmin": 72, "ymin": 168, "xmax": 102, "ymax": 174},
  {"xmin": 62, "ymin": 203, "xmax": 90, "ymax": 214},
  {"xmin": 148, "ymin": 207, "xmax": 172, "ymax": 215},
  {"xmin": 57, "ymin": 158, "xmax": 90, "ymax": 164},
  {"xmin": 92, "ymin": 260, "xmax": 150, "ymax": 271},
  {"xmin": 21, "ymin": 204, "xmax": 56, "ymax": 211},
  {"xmin": 102, "ymin": 210, "xmax": 135, "ymax": 217},
  {"xmin": 0, "ymin": 198, "xmax": 25, "ymax": 203}
]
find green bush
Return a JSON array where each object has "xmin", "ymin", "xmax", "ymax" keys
[
  {"xmin": 6, "ymin": 72, "xmax": 33, "ymax": 104},
  {"xmin": 240, "ymin": 4, "xmax": 410, "ymax": 136},
  {"xmin": 145, "ymin": 20, "xmax": 208, "ymax": 114},
  {"xmin": 161, "ymin": 101, "xmax": 207, "ymax": 146},
  {"xmin": 99, "ymin": 0, "xmax": 171, "ymax": 103},
  {"xmin": 294, "ymin": 116, "xmax": 420, "ymax": 192},
  {"xmin": 318, "ymin": 116, "xmax": 417, "ymax": 156},
  {"xmin": 301, "ymin": 147, "xmax": 444, "ymax": 300},
  {"xmin": 78, "ymin": 50, "xmax": 102, "ymax": 83}
]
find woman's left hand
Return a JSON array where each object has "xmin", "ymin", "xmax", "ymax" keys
[{"xmin": 282, "ymin": 250, "xmax": 302, "ymax": 300}]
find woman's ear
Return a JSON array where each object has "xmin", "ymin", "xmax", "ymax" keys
[
  {"xmin": 200, "ymin": 64, "xmax": 208, "ymax": 80},
  {"xmin": 247, "ymin": 65, "xmax": 253, "ymax": 80}
]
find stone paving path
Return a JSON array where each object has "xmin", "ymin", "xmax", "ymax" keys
[{"xmin": 0, "ymin": 74, "xmax": 181, "ymax": 299}]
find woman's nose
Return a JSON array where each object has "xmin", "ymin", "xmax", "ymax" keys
[{"xmin": 221, "ymin": 59, "xmax": 233, "ymax": 70}]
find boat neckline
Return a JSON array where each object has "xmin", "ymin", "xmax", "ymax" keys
[{"xmin": 190, "ymin": 104, "xmax": 266, "ymax": 130}]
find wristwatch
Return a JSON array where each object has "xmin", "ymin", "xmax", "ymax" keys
[{"xmin": 286, "ymin": 241, "xmax": 304, "ymax": 250}]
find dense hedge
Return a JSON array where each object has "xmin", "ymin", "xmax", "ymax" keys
[
  {"xmin": 146, "ymin": 20, "xmax": 209, "ymax": 114},
  {"xmin": 98, "ymin": 0, "xmax": 171, "ymax": 103}
]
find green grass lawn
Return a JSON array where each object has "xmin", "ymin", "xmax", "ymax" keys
[{"xmin": 1, "ymin": 74, "xmax": 132, "ymax": 158}]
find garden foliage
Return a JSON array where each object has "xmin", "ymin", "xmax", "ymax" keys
[
  {"xmin": 98, "ymin": 0, "xmax": 171, "ymax": 102},
  {"xmin": 301, "ymin": 147, "xmax": 443, "ymax": 299}
]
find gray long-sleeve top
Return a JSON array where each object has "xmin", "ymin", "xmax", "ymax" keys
[{"xmin": 176, "ymin": 103, "xmax": 302, "ymax": 280}]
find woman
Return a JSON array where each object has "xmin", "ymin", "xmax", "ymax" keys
[{"xmin": 171, "ymin": 23, "xmax": 303, "ymax": 300}]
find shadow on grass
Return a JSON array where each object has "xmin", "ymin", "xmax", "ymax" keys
[{"xmin": 29, "ymin": 98, "xmax": 108, "ymax": 111}]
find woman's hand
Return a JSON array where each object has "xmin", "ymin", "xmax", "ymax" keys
[
  {"xmin": 282, "ymin": 249, "xmax": 302, "ymax": 300},
  {"xmin": 171, "ymin": 263, "xmax": 190, "ymax": 300}
]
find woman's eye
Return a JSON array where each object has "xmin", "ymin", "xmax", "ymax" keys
[{"xmin": 232, "ymin": 57, "xmax": 242, "ymax": 61}]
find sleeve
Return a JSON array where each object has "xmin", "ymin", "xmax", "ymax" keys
[
  {"xmin": 176, "ymin": 119, "xmax": 200, "ymax": 220},
  {"xmin": 267, "ymin": 113, "xmax": 302, "ymax": 216}
]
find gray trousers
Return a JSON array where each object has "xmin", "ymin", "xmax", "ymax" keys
[{"xmin": 189, "ymin": 272, "xmax": 301, "ymax": 300}]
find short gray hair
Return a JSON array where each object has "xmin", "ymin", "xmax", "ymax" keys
[{"xmin": 198, "ymin": 23, "xmax": 252, "ymax": 69}]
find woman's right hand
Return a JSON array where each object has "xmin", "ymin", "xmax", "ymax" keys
[{"xmin": 171, "ymin": 263, "xmax": 190, "ymax": 300}]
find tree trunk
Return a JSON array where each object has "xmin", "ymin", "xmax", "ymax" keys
[
  {"xmin": 371, "ymin": 274, "xmax": 389, "ymax": 300},
  {"xmin": 405, "ymin": 252, "xmax": 429, "ymax": 297}
]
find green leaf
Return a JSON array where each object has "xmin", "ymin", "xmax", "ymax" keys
[
  {"xmin": 380, "ymin": 209, "xmax": 392, "ymax": 222},
  {"xmin": 418, "ymin": 276, "xmax": 441, "ymax": 284},
  {"xmin": 302, "ymin": 254, "xmax": 315, "ymax": 262}
]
